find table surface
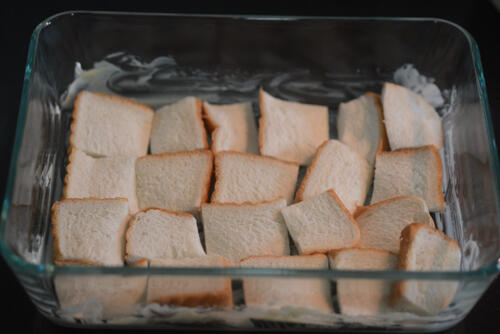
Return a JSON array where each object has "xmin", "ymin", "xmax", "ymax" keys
[{"xmin": 1, "ymin": 2, "xmax": 500, "ymax": 333}]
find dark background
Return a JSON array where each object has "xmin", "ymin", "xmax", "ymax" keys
[{"xmin": 1, "ymin": 1, "xmax": 499, "ymax": 333}]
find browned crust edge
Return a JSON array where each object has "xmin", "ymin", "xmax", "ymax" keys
[
  {"xmin": 365, "ymin": 92, "xmax": 390, "ymax": 154},
  {"xmin": 194, "ymin": 97, "xmax": 210, "ymax": 150},
  {"xmin": 353, "ymin": 195, "xmax": 428, "ymax": 219},
  {"xmin": 201, "ymin": 197, "xmax": 287, "ymax": 210},
  {"xmin": 210, "ymin": 150, "xmax": 299, "ymax": 203},
  {"xmin": 240, "ymin": 253, "xmax": 328, "ymax": 265}
]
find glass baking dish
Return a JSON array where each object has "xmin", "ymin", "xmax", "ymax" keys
[{"xmin": 1, "ymin": 11, "xmax": 499, "ymax": 332}]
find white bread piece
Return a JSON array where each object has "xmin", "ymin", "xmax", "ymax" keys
[
  {"xmin": 203, "ymin": 101, "xmax": 259, "ymax": 154},
  {"xmin": 201, "ymin": 199, "xmax": 288, "ymax": 266},
  {"xmin": 337, "ymin": 92, "xmax": 388, "ymax": 165},
  {"xmin": 382, "ymin": 82, "xmax": 443, "ymax": 150},
  {"xmin": 211, "ymin": 151, "xmax": 299, "ymax": 204},
  {"xmin": 135, "ymin": 150, "xmax": 213, "ymax": 214},
  {"xmin": 150, "ymin": 97, "xmax": 208, "ymax": 154},
  {"xmin": 51, "ymin": 198, "xmax": 129, "ymax": 266},
  {"xmin": 355, "ymin": 196, "xmax": 434, "ymax": 253},
  {"xmin": 54, "ymin": 261, "xmax": 147, "ymax": 319},
  {"xmin": 259, "ymin": 88, "xmax": 329, "ymax": 165},
  {"xmin": 240, "ymin": 254, "xmax": 332, "ymax": 313},
  {"xmin": 392, "ymin": 223, "xmax": 462, "ymax": 315},
  {"xmin": 69, "ymin": 91, "xmax": 153, "ymax": 157},
  {"xmin": 147, "ymin": 255, "xmax": 233, "ymax": 308},
  {"xmin": 63, "ymin": 148, "xmax": 138, "ymax": 213},
  {"xmin": 370, "ymin": 145, "xmax": 445, "ymax": 212},
  {"xmin": 295, "ymin": 139, "xmax": 372, "ymax": 213},
  {"xmin": 125, "ymin": 208, "xmax": 205, "ymax": 263},
  {"xmin": 329, "ymin": 248, "xmax": 398, "ymax": 316},
  {"xmin": 281, "ymin": 190, "xmax": 360, "ymax": 254}
]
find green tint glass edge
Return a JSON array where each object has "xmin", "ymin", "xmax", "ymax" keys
[{"xmin": 1, "ymin": 12, "xmax": 499, "ymax": 280}]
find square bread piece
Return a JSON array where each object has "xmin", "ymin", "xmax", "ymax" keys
[
  {"xmin": 203, "ymin": 101, "xmax": 259, "ymax": 154},
  {"xmin": 329, "ymin": 248, "xmax": 398, "ymax": 316},
  {"xmin": 240, "ymin": 254, "xmax": 332, "ymax": 313},
  {"xmin": 392, "ymin": 223, "xmax": 462, "ymax": 315},
  {"xmin": 150, "ymin": 97, "xmax": 208, "ymax": 154},
  {"xmin": 69, "ymin": 91, "xmax": 154, "ymax": 157},
  {"xmin": 355, "ymin": 196, "xmax": 434, "ymax": 253},
  {"xmin": 337, "ymin": 92, "xmax": 388, "ymax": 166},
  {"xmin": 125, "ymin": 208, "xmax": 205, "ymax": 264},
  {"xmin": 382, "ymin": 82, "xmax": 443, "ymax": 151},
  {"xmin": 295, "ymin": 139, "xmax": 372, "ymax": 213},
  {"xmin": 52, "ymin": 198, "xmax": 129, "ymax": 266},
  {"xmin": 135, "ymin": 150, "xmax": 213, "ymax": 214},
  {"xmin": 259, "ymin": 88, "xmax": 329, "ymax": 165},
  {"xmin": 63, "ymin": 148, "xmax": 138, "ymax": 213},
  {"xmin": 201, "ymin": 199, "xmax": 289, "ymax": 266},
  {"xmin": 370, "ymin": 145, "xmax": 445, "ymax": 212},
  {"xmin": 146, "ymin": 255, "xmax": 233, "ymax": 308},
  {"xmin": 281, "ymin": 190, "xmax": 360, "ymax": 254},
  {"xmin": 211, "ymin": 151, "xmax": 299, "ymax": 204},
  {"xmin": 54, "ymin": 261, "xmax": 147, "ymax": 320}
]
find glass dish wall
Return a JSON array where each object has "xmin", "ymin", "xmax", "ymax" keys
[{"xmin": 1, "ymin": 12, "xmax": 500, "ymax": 332}]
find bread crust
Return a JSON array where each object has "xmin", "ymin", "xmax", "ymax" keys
[
  {"xmin": 354, "ymin": 195, "xmax": 430, "ymax": 219},
  {"xmin": 52, "ymin": 198, "xmax": 129, "ymax": 265},
  {"xmin": 294, "ymin": 139, "xmax": 329, "ymax": 203},
  {"xmin": 240, "ymin": 253, "xmax": 328, "ymax": 264},
  {"xmin": 328, "ymin": 247, "xmax": 398, "ymax": 263},
  {"xmin": 149, "ymin": 281, "xmax": 233, "ymax": 308},
  {"xmin": 365, "ymin": 92, "xmax": 390, "ymax": 155},
  {"xmin": 211, "ymin": 150, "xmax": 298, "ymax": 203}
]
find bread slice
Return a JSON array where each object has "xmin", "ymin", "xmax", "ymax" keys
[
  {"xmin": 355, "ymin": 196, "xmax": 434, "ymax": 253},
  {"xmin": 135, "ymin": 150, "xmax": 213, "ymax": 214},
  {"xmin": 392, "ymin": 223, "xmax": 462, "ymax": 315},
  {"xmin": 52, "ymin": 198, "xmax": 129, "ymax": 266},
  {"xmin": 54, "ymin": 260, "xmax": 147, "ymax": 319},
  {"xmin": 337, "ymin": 92, "xmax": 388, "ymax": 165},
  {"xmin": 211, "ymin": 151, "xmax": 299, "ymax": 204},
  {"xmin": 201, "ymin": 199, "xmax": 288, "ymax": 266},
  {"xmin": 259, "ymin": 88, "xmax": 329, "ymax": 165},
  {"xmin": 125, "ymin": 208, "xmax": 205, "ymax": 264},
  {"xmin": 281, "ymin": 190, "xmax": 360, "ymax": 254},
  {"xmin": 63, "ymin": 148, "xmax": 138, "ymax": 213},
  {"xmin": 240, "ymin": 254, "xmax": 332, "ymax": 313},
  {"xmin": 203, "ymin": 101, "xmax": 259, "ymax": 154},
  {"xmin": 329, "ymin": 248, "xmax": 398, "ymax": 316},
  {"xmin": 69, "ymin": 91, "xmax": 153, "ymax": 157},
  {"xmin": 382, "ymin": 82, "xmax": 443, "ymax": 151},
  {"xmin": 150, "ymin": 97, "xmax": 208, "ymax": 154},
  {"xmin": 295, "ymin": 139, "xmax": 372, "ymax": 213},
  {"xmin": 370, "ymin": 145, "xmax": 445, "ymax": 212},
  {"xmin": 146, "ymin": 255, "xmax": 233, "ymax": 308}
]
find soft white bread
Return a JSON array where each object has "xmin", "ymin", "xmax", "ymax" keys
[
  {"xmin": 211, "ymin": 151, "xmax": 299, "ymax": 204},
  {"xmin": 329, "ymin": 248, "xmax": 398, "ymax": 316},
  {"xmin": 135, "ymin": 150, "xmax": 213, "ymax": 214},
  {"xmin": 125, "ymin": 208, "xmax": 205, "ymax": 264},
  {"xmin": 392, "ymin": 223, "xmax": 462, "ymax": 315},
  {"xmin": 203, "ymin": 101, "xmax": 259, "ymax": 154},
  {"xmin": 69, "ymin": 91, "xmax": 153, "ymax": 157},
  {"xmin": 63, "ymin": 148, "xmax": 138, "ymax": 213},
  {"xmin": 295, "ymin": 139, "xmax": 372, "ymax": 213},
  {"xmin": 52, "ymin": 198, "xmax": 129, "ymax": 266},
  {"xmin": 54, "ymin": 261, "xmax": 147, "ymax": 319},
  {"xmin": 281, "ymin": 190, "xmax": 360, "ymax": 254},
  {"xmin": 201, "ymin": 199, "xmax": 288, "ymax": 266},
  {"xmin": 150, "ymin": 97, "xmax": 208, "ymax": 154},
  {"xmin": 382, "ymin": 82, "xmax": 443, "ymax": 150},
  {"xmin": 259, "ymin": 88, "xmax": 329, "ymax": 165},
  {"xmin": 146, "ymin": 255, "xmax": 233, "ymax": 308},
  {"xmin": 240, "ymin": 254, "xmax": 332, "ymax": 313},
  {"xmin": 337, "ymin": 92, "xmax": 388, "ymax": 165},
  {"xmin": 370, "ymin": 145, "xmax": 445, "ymax": 212},
  {"xmin": 355, "ymin": 196, "xmax": 434, "ymax": 253}
]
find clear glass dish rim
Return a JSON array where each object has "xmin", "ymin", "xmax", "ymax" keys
[{"xmin": 1, "ymin": 11, "xmax": 499, "ymax": 280}]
